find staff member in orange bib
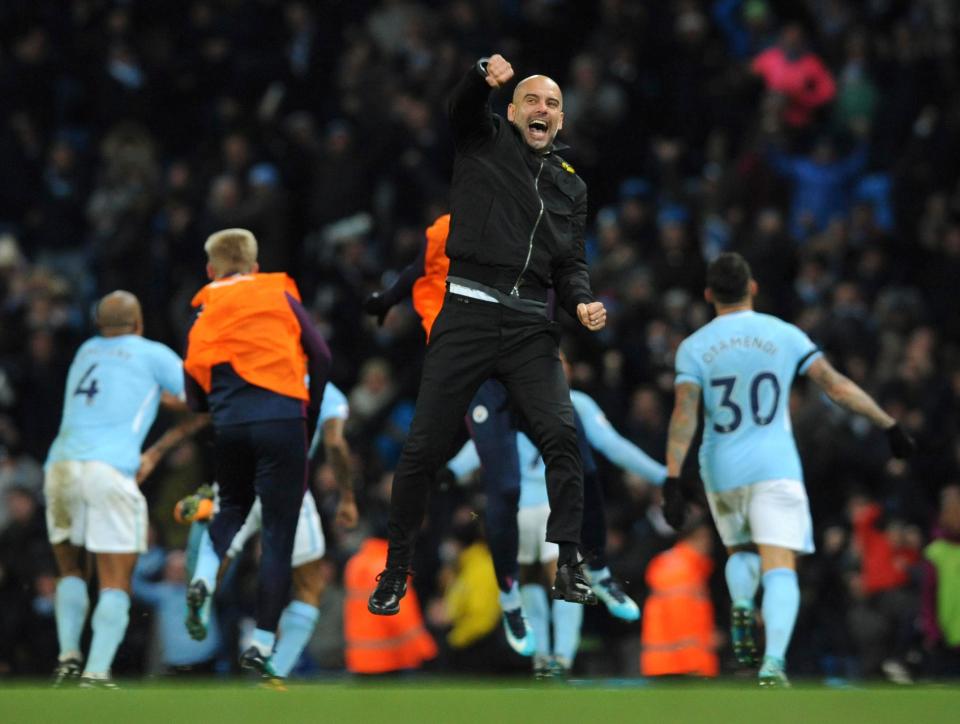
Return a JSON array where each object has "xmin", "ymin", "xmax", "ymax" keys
[
  {"xmin": 364, "ymin": 214, "xmax": 450, "ymax": 341},
  {"xmin": 183, "ymin": 228, "xmax": 331, "ymax": 679}
]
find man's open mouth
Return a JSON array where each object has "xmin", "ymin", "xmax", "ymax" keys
[{"xmin": 528, "ymin": 119, "xmax": 548, "ymax": 140}]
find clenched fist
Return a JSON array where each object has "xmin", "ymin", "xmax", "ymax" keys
[
  {"xmin": 484, "ymin": 54, "xmax": 514, "ymax": 89},
  {"xmin": 577, "ymin": 301, "xmax": 606, "ymax": 331}
]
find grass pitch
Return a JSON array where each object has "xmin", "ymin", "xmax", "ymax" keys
[{"xmin": 2, "ymin": 678, "xmax": 958, "ymax": 724}]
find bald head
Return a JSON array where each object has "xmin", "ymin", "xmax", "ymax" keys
[
  {"xmin": 96, "ymin": 290, "xmax": 143, "ymax": 337},
  {"xmin": 507, "ymin": 75, "xmax": 564, "ymax": 153},
  {"xmin": 512, "ymin": 75, "xmax": 563, "ymax": 106}
]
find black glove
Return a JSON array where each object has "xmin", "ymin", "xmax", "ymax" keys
[
  {"xmin": 886, "ymin": 423, "xmax": 917, "ymax": 459},
  {"xmin": 363, "ymin": 291, "xmax": 390, "ymax": 326},
  {"xmin": 662, "ymin": 476, "xmax": 686, "ymax": 531}
]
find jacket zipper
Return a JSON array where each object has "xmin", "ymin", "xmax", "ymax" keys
[{"xmin": 510, "ymin": 158, "xmax": 545, "ymax": 296}]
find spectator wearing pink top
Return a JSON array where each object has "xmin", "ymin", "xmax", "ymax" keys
[{"xmin": 752, "ymin": 23, "xmax": 836, "ymax": 128}]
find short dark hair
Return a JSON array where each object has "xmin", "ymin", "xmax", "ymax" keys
[{"xmin": 707, "ymin": 252, "xmax": 752, "ymax": 304}]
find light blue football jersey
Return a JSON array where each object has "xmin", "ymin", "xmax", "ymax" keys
[
  {"xmin": 447, "ymin": 390, "xmax": 666, "ymax": 509},
  {"xmin": 46, "ymin": 335, "xmax": 185, "ymax": 477},
  {"xmin": 308, "ymin": 382, "xmax": 349, "ymax": 457},
  {"xmin": 674, "ymin": 310, "xmax": 822, "ymax": 492}
]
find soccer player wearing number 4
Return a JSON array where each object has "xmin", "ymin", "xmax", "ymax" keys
[
  {"xmin": 664, "ymin": 253, "xmax": 916, "ymax": 687},
  {"xmin": 44, "ymin": 291, "xmax": 204, "ymax": 688}
]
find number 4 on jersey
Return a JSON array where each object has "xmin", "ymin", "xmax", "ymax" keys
[{"xmin": 74, "ymin": 363, "xmax": 100, "ymax": 403}]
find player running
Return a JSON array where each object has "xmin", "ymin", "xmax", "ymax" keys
[
  {"xmin": 182, "ymin": 381, "xmax": 356, "ymax": 679},
  {"xmin": 664, "ymin": 252, "xmax": 916, "ymax": 687},
  {"xmin": 45, "ymin": 291, "xmax": 205, "ymax": 687},
  {"xmin": 447, "ymin": 375, "xmax": 665, "ymax": 676},
  {"xmin": 183, "ymin": 228, "xmax": 332, "ymax": 681}
]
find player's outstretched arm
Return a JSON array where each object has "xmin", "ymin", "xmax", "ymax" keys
[
  {"xmin": 666, "ymin": 382, "xmax": 701, "ymax": 477},
  {"xmin": 663, "ymin": 382, "xmax": 702, "ymax": 529},
  {"xmin": 807, "ymin": 356, "xmax": 916, "ymax": 457},
  {"xmin": 323, "ymin": 416, "xmax": 358, "ymax": 528}
]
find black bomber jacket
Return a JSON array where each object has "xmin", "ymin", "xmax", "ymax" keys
[{"xmin": 445, "ymin": 61, "xmax": 596, "ymax": 319}]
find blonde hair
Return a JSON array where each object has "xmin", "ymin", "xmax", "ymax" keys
[{"xmin": 205, "ymin": 228, "xmax": 258, "ymax": 276}]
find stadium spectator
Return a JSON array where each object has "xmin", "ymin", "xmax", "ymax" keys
[
  {"xmin": 640, "ymin": 513, "xmax": 719, "ymax": 678},
  {"xmin": 847, "ymin": 494, "xmax": 922, "ymax": 681},
  {"xmin": 131, "ymin": 548, "xmax": 221, "ymax": 675},
  {"xmin": 751, "ymin": 23, "xmax": 837, "ymax": 129},
  {"xmin": 765, "ymin": 132, "xmax": 869, "ymax": 242},
  {"xmin": 343, "ymin": 530, "xmax": 437, "ymax": 675},
  {"xmin": 920, "ymin": 485, "xmax": 960, "ymax": 677},
  {"xmin": 435, "ymin": 506, "xmax": 502, "ymax": 672}
]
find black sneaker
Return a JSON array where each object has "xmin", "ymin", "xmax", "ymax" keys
[
  {"xmin": 52, "ymin": 657, "xmax": 83, "ymax": 688},
  {"xmin": 368, "ymin": 567, "xmax": 409, "ymax": 616},
  {"xmin": 551, "ymin": 562, "xmax": 598, "ymax": 605},
  {"xmin": 78, "ymin": 675, "xmax": 119, "ymax": 689}
]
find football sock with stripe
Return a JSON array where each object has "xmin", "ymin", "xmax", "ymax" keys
[
  {"xmin": 499, "ymin": 580, "xmax": 522, "ymax": 612},
  {"xmin": 551, "ymin": 599, "xmax": 583, "ymax": 666},
  {"xmin": 726, "ymin": 552, "xmax": 761, "ymax": 609},
  {"xmin": 55, "ymin": 575, "xmax": 89, "ymax": 660},
  {"xmin": 520, "ymin": 583, "xmax": 551, "ymax": 658},
  {"xmin": 761, "ymin": 567, "xmax": 799, "ymax": 662},
  {"xmin": 84, "ymin": 588, "xmax": 130, "ymax": 676},
  {"xmin": 271, "ymin": 600, "xmax": 320, "ymax": 677}
]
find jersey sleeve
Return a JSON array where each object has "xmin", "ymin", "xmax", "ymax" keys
[
  {"xmin": 318, "ymin": 382, "xmax": 349, "ymax": 426},
  {"xmin": 152, "ymin": 343, "xmax": 186, "ymax": 399},
  {"xmin": 789, "ymin": 324, "xmax": 823, "ymax": 376},
  {"xmin": 447, "ymin": 440, "xmax": 481, "ymax": 481},
  {"xmin": 674, "ymin": 338, "xmax": 703, "ymax": 387},
  {"xmin": 571, "ymin": 391, "xmax": 667, "ymax": 485}
]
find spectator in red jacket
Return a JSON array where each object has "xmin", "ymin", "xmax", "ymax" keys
[
  {"xmin": 846, "ymin": 494, "xmax": 922, "ymax": 681},
  {"xmin": 751, "ymin": 23, "xmax": 836, "ymax": 128}
]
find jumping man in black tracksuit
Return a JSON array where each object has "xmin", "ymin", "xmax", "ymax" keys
[{"xmin": 369, "ymin": 54, "xmax": 608, "ymax": 615}]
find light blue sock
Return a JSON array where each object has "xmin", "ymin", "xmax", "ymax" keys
[
  {"xmin": 251, "ymin": 627, "xmax": 276, "ymax": 657},
  {"xmin": 588, "ymin": 565, "xmax": 611, "ymax": 582},
  {"xmin": 84, "ymin": 589, "xmax": 130, "ymax": 676},
  {"xmin": 520, "ymin": 584, "xmax": 551, "ymax": 658},
  {"xmin": 271, "ymin": 601, "xmax": 320, "ymax": 677},
  {"xmin": 726, "ymin": 552, "xmax": 761, "ymax": 610},
  {"xmin": 499, "ymin": 580, "xmax": 522, "ymax": 611},
  {"xmin": 55, "ymin": 576, "xmax": 89, "ymax": 660},
  {"xmin": 551, "ymin": 599, "xmax": 583, "ymax": 666},
  {"xmin": 193, "ymin": 528, "xmax": 221, "ymax": 591},
  {"xmin": 761, "ymin": 567, "xmax": 800, "ymax": 662}
]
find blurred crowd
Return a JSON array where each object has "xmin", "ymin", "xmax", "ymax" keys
[{"xmin": 2, "ymin": 0, "xmax": 959, "ymax": 681}]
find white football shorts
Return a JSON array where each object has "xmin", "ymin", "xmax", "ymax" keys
[
  {"xmin": 517, "ymin": 504, "xmax": 558, "ymax": 565},
  {"xmin": 227, "ymin": 490, "xmax": 326, "ymax": 567},
  {"xmin": 44, "ymin": 460, "xmax": 148, "ymax": 553},
  {"xmin": 705, "ymin": 478, "xmax": 815, "ymax": 554}
]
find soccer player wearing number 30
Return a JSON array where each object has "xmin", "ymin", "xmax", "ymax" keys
[
  {"xmin": 664, "ymin": 253, "xmax": 916, "ymax": 687},
  {"xmin": 44, "ymin": 291, "xmax": 195, "ymax": 688}
]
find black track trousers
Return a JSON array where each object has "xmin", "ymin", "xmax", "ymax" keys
[{"xmin": 386, "ymin": 292, "xmax": 583, "ymax": 568}]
